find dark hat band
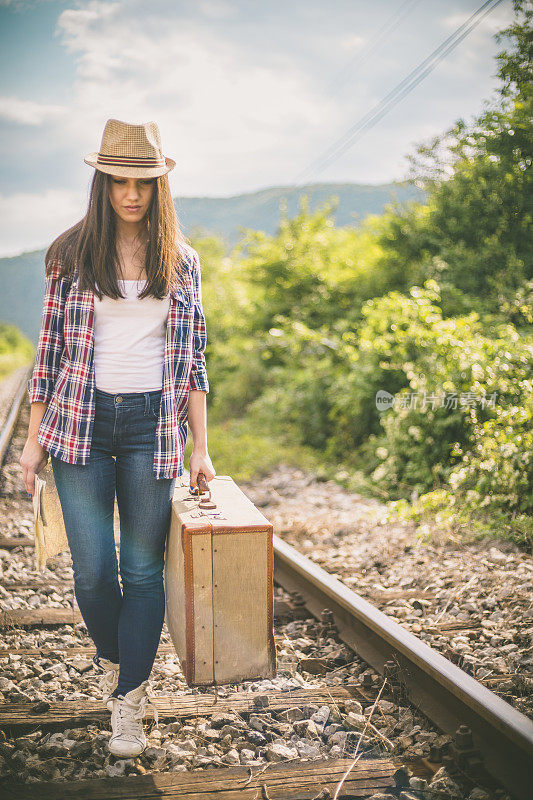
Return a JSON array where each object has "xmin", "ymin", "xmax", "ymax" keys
[{"xmin": 96, "ymin": 153, "xmax": 166, "ymax": 168}]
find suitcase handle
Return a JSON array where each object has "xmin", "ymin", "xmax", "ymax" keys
[
  {"xmin": 190, "ymin": 471, "xmax": 217, "ymax": 510},
  {"xmin": 197, "ymin": 472, "xmax": 209, "ymax": 493}
]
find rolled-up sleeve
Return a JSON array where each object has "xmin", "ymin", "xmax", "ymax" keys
[
  {"xmin": 27, "ymin": 261, "xmax": 70, "ymax": 404},
  {"xmin": 188, "ymin": 249, "xmax": 210, "ymax": 393}
]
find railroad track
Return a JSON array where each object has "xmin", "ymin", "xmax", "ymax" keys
[
  {"xmin": 0, "ymin": 366, "xmax": 30, "ymax": 470},
  {"xmin": 0, "ymin": 372, "xmax": 532, "ymax": 799},
  {"xmin": 274, "ymin": 537, "xmax": 533, "ymax": 800}
]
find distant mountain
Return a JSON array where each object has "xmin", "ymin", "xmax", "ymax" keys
[
  {"xmin": 0, "ymin": 182, "xmax": 423, "ymax": 343},
  {"xmin": 175, "ymin": 181, "xmax": 422, "ymax": 246},
  {"xmin": 1, "ymin": 249, "xmax": 47, "ymax": 346}
]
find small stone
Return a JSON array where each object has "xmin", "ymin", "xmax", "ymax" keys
[
  {"xmin": 14, "ymin": 736, "xmax": 37, "ymax": 751},
  {"xmin": 221, "ymin": 748, "xmax": 240, "ymax": 765},
  {"xmin": 278, "ymin": 707, "xmax": 306, "ymax": 722},
  {"xmin": 144, "ymin": 746, "xmax": 166, "ymax": 760},
  {"xmin": 68, "ymin": 738, "xmax": 89, "ymax": 759},
  {"xmin": 295, "ymin": 740, "xmax": 320, "ymax": 758},
  {"xmin": 246, "ymin": 730, "xmax": 267, "ymax": 746},
  {"xmin": 71, "ymin": 659, "xmax": 93, "ymax": 674},
  {"xmin": 293, "ymin": 719, "xmax": 319, "ymax": 738},
  {"xmin": 164, "ymin": 721, "xmax": 181, "ymax": 734},
  {"xmin": 409, "ymin": 776, "xmax": 428, "ymax": 790},
  {"xmin": 299, "ymin": 657, "xmax": 328, "ymax": 675},
  {"xmin": 397, "ymin": 735, "xmax": 413, "ymax": 749},
  {"xmin": 219, "ymin": 723, "xmax": 244, "ymax": 737},
  {"xmin": 266, "ymin": 741, "xmax": 298, "ymax": 761},
  {"xmin": 252, "ymin": 694, "xmax": 270, "ymax": 708},
  {"xmin": 344, "ymin": 712, "xmax": 367, "ymax": 731},
  {"xmin": 166, "ymin": 743, "xmax": 192, "ymax": 761},
  {"xmin": 324, "ymin": 723, "xmax": 344, "ymax": 736},
  {"xmin": 329, "ymin": 731, "xmax": 347, "ymax": 748},
  {"xmin": 61, "ymin": 738, "xmax": 77, "ymax": 751},
  {"xmin": 467, "ymin": 790, "xmax": 491, "ymax": 800},
  {"xmin": 310, "ymin": 705, "xmax": 330, "ymax": 731},
  {"xmin": 105, "ymin": 761, "xmax": 126, "ymax": 777},
  {"xmin": 30, "ymin": 701, "xmax": 51, "ymax": 714},
  {"xmin": 344, "ymin": 699, "xmax": 363, "ymax": 715},
  {"xmin": 429, "ymin": 767, "xmax": 462, "ymax": 797},
  {"xmin": 375, "ymin": 700, "xmax": 395, "ymax": 714},
  {"xmin": 178, "ymin": 738, "xmax": 197, "ymax": 752},
  {"xmin": 210, "ymin": 712, "xmax": 239, "ymax": 728},
  {"xmin": 367, "ymin": 795, "xmax": 397, "ymax": 800},
  {"xmin": 202, "ymin": 728, "xmax": 222, "ymax": 742}
]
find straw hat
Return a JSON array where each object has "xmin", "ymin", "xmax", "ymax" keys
[{"xmin": 84, "ymin": 118, "xmax": 176, "ymax": 178}]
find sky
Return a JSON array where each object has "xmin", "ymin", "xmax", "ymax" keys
[{"xmin": 0, "ymin": 0, "xmax": 514, "ymax": 257}]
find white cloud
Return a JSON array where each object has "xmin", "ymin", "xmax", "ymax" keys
[
  {"xmin": 49, "ymin": 0, "xmax": 343, "ymax": 194},
  {"xmin": 441, "ymin": 9, "xmax": 513, "ymax": 34},
  {"xmin": 0, "ymin": 96, "xmax": 68, "ymax": 125},
  {"xmin": 197, "ymin": 0, "xmax": 237, "ymax": 19},
  {"xmin": 0, "ymin": 188, "xmax": 87, "ymax": 257},
  {"xmin": 338, "ymin": 34, "xmax": 367, "ymax": 51}
]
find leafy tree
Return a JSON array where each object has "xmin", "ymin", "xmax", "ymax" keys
[{"xmin": 378, "ymin": 0, "xmax": 532, "ymax": 321}]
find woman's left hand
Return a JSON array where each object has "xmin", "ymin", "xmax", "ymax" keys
[{"xmin": 189, "ymin": 448, "xmax": 216, "ymax": 491}]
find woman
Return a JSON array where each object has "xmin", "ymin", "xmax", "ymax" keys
[{"xmin": 19, "ymin": 118, "xmax": 216, "ymax": 758}]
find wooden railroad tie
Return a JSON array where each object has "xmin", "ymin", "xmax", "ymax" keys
[
  {"xmin": 1, "ymin": 756, "xmax": 398, "ymax": 799},
  {"xmin": 0, "ymin": 536, "xmax": 34, "ymax": 550},
  {"xmin": 0, "ymin": 606, "xmax": 83, "ymax": 628},
  {"xmin": 0, "ymin": 598, "xmax": 297, "ymax": 629},
  {"xmin": 0, "ymin": 642, "xmax": 179, "ymax": 657},
  {"xmin": 0, "ymin": 532, "xmax": 121, "ymax": 551},
  {"xmin": 0, "ymin": 686, "xmax": 361, "ymax": 735}
]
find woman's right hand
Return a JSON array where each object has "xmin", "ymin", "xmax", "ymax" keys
[{"xmin": 20, "ymin": 437, "xmax": 49, "ymax": 495}]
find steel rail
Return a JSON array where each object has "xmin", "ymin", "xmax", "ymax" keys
[
  {"xmin": 0, "ymin": 367, "xmax": 32, "ymax": 468},
  {"xmin": 273, "ymin": 534, "xmax": 533, "ymax": 800}
]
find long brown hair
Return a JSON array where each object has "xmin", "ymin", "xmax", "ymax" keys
[{"xmin": 45, "ymin": 170, "xmax": 190, "ymax": 298}]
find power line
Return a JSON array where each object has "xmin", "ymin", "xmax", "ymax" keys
[
  {"xmin": 295, "ymin": 0, "xmax": 503, "ymax": 185},
  {"xmin": 325, "ymin": 0, "xmax": 422, "ymax": 95},
  {"xmin": 294, "ymin": 0, "xmax": 505, "ymax": 187}
]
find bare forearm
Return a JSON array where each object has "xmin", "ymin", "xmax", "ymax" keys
[
  {"xmin": 20, "ymin": 401, "xmax": 50, "ymax": 493},
  {"xmin": 187, "ymin": 389, "xmax": 208, "ymax": 453},
  {"xmin": 28, "ymin": 401, "xmax": 48, "ymax": 441}
]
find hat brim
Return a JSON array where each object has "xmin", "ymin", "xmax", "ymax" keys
[{"xmin": 84, "ymin": 153, "xmax": 175, "ymax": 178}]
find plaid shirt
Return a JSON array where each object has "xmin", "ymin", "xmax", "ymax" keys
[{"xmin": 27, "ymin": 243, "xmax": 209, "ymax": 479}]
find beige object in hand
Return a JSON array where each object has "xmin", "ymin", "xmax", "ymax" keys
[
  {"xmin": 32, "ymin": 460, "xmax": 69, "ymax": 571},
  {"xmin": 164, "ymin": 474, "xmax": 276, "ymax": 687}
]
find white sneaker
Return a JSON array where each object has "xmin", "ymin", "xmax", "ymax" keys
[
  {"xmin": 106, "ymin": 680, "xmax": 159, "ymax": 757},
  {"xmin": 93, "ymin": 655, "xmax": 120, "ymax": 703}
]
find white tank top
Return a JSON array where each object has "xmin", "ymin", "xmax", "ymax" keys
[{"xmin": 93, "ymin": 278, "xmax": 171, "ymax": 393}]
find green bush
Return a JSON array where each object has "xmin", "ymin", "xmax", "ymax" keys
[
  {"xmin": 0, "ymin": 323, "xmax": 34, "ymax": 380},
  {"xmin": 352, "ymin": 281, "xmax": 533, "ymax": 512}
]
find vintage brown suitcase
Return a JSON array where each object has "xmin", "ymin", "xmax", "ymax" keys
[{"xmin": 164, "ymin": 474, "xmax": 276, "ymax": 686}]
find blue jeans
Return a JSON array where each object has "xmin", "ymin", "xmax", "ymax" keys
[{"xmin": 50, "ymin": 386, "xmax": 177, "ymax": 697}]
